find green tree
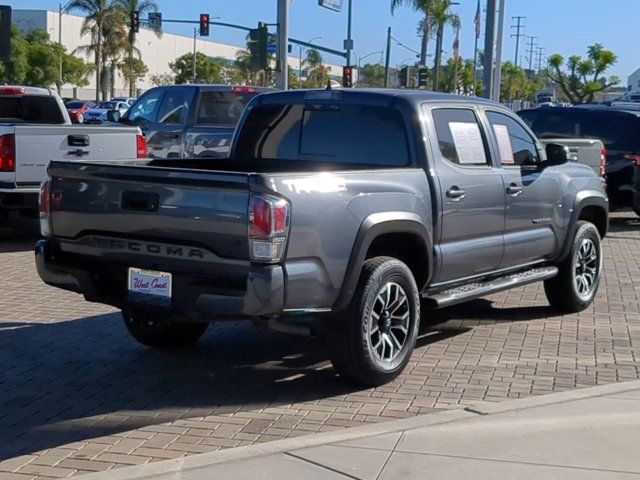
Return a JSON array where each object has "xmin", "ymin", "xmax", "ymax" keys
[
  {"xmin": 429, "ymin": 0, "xmax": 459, "ymax": 91},
  {"xmin": 546, "ymin": 44, "xmax": 619, "ymax": 104},
  {"xmin": 22, "ymin": 29, "xmax": 59, "ymax": 87},
  {"xmin": 169, "ymin": 52, "xmax": 224, "ymax": 84},
  {"xmin": 114, "ymin": 0, "xmax": 159, "ymax": 96},
  {"xmin": 303, "ymin": 49, "xmax": 331, "ymax": 88},
  {"xmin": 0, "ymin": 26, "xmax": 29, "ymax": 84},
  {"xmin": 62, "ymin": 53, "xmax": 94, "ymax": 90},
  {"xmin": 360, "ymin": 63, "xmax": 386, "ymax": 87},
  {"xmin": 149, "ymin": 72, "xmax": 174, "ymax": 86},
  {"xmin": 391, "ymin": 0, "xmax": 437, "ymax": 67},
  {"xmin": 118, "ymin": 56, "xmax": 147, "ymax": 94},
  {"xmin": 68, "ymin": 0, "xmax": 117, "ymax": 100}
]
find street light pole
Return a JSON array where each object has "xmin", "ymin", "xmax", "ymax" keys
[
  {"xmin": 492, "ymin": 0, "xmax": 506, "ymax": 102},
  {"xmin": 482, "ymin": 0, "xmax": 496, "ymax": 99},
  {"xmin": 383, "ymin": 27, "xmax": 391, "ymax": 88},
  {"xmin": 346, "ymin": 0, "xmax": 353, "ymax": 66},
  {"xmin": 276, "ymin": 0, "xmax": 289, "ymax": 90},
  {"xmin": 193, "ymin": 28, "xmax": 197, "ymax": 83},
  {"xmin": 356, "ymin": 51, "xmax": 382, "ymax": 87}
]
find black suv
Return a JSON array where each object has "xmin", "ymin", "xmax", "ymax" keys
[
  {"xmin": 519, "ymin": 107, "xmax": 640, "ymax": 215},
  {"xmin": 114, "ymin": 84, "xmax": 274, "ymax": 159}
]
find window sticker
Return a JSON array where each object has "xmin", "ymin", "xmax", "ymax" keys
[
  {"xmin": 493, "ymin": 124, "xmax": 515, "ymax": 165},
  {"xmin": 448, "ymin": 121, "xmax": 486, "ymax": 165}
]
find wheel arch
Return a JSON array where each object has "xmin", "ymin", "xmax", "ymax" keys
[
  {"xmin": 333, "ymin": 212, "xmax": 433, "ymax": 312},
  {"xmin": 557, "ymin": 193, "xmax": 608, "ymax": 262}
]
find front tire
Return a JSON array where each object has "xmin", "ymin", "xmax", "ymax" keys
[
  {"xmin": 544, "ymin": 221, "xmax": 603, "ymax": 313},
  {"xmin": 329, "ymin": 257, "xmax": 421, "ymax": 386},
  {"xmin": 123, "ymin": 310, "xmax": 209, "ymax": 349}
]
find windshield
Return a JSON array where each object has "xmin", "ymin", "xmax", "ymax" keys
[
  {"xmin": 97, "ymin": 102, "xmax": 116, "ymax": 109},
  {"xmin": 0, "ymin": 95, "xmax": 65, "ymax": 124}
]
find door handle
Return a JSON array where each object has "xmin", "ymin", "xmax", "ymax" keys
[
  {"xmin": 506, "ymin": 185, "xmax": 523, "ymax": 197},
  {"xmin": 446, "ymin": 187, "xmax": 467, "ymax": 201}
]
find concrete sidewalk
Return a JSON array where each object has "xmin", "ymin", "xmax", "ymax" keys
[{"xmin": 76, "ymin": 380, "xmax": 640, "ymax": 480}]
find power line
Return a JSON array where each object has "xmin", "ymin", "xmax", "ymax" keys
[
  {"xmin": 536, "ymin": 46, "xmax": 546, "ymax": 72},
  {"xmin": 526, "ymin": 35, "xmax": 538, "ymax": 72},
  {"xmin": 391, "ymin": 35, "xmax": 420, "ymax": 56},
  {"xmin": 510, "ymin": 16, "xmax": 525, "ymax": 68}
]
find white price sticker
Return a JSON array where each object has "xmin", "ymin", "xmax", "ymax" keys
[
  {"xmin": 493, "ymin": 124, "xmax": 515, "ymax": 165},
  {"xmin": 448, "ymin": 122, "xmax": 486, "ymax": 165}
]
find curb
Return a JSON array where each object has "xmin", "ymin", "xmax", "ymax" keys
[{"xmin": 74, "ymin": 379, "xmax": 640, "ymax": 480}]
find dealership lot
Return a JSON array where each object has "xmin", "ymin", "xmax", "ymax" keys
[{"xmin": 1, "ymin": 213, "xmax": 639, "ymax": 479}]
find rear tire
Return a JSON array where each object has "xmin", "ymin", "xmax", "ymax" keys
[
  {"xmin": 544, "ymin": 221, "xmax": 602, "ymax": 313},
  {"xmin": 329, "ymin": 257, "xmax": 420, "ymax": 387},
  {"xmin": 633, "ymin": 206, "xmax": 640, "ymax": 217},
  {"xmin": 123, "ymin": 310, "xmax": 209, "ymax": 349}
]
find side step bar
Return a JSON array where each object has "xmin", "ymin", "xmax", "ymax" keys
[{"xmin": 422, "ymin": 266, "xmax": 558, "ymax": 309}]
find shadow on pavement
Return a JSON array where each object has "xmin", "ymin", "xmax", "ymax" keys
[{"xmin": 0, "ymin": 214, "xmax": 38, "ymax": 253}]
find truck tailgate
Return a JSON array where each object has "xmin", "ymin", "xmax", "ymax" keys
[
  {"xmin": 540, "ymin": 138, "xmax": 603, "ymax": 173},
  {"xmin": 14, "ymin": 125, "xmax": 140, "ymax": 184},
  {"xmin": 48, "ymin": 161, "xmax": 251, "ymax": 261}
]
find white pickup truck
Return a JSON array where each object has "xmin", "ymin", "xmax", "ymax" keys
[{"xmin": 0, "ymin": 85, "xmax": 146, "ymax": 219}]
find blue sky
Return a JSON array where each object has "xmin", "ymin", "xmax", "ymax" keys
[{"xmin": 9, "ymin": 0, "xmax": 639, "ymax": 81}]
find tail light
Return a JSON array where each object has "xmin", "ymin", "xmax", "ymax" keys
[
  {"xmin": 0, "ymin": 134, "xmax": 15, "ymax": 172},
  {"xmin": 248, "ymin": 193, "xmax": 290, "ymax": 263},
  {"xmin": 39, "ymin": 176, "xmax": 52, "ymax": 237},
  {"xmin": 0, "ymin": 87, "xmax": 25, "ymax": 96},
  {"xmin": 599, "ymin": 147, "xmax": 607, "ymax": 178},
  {"xmin": 232, "ymin": 86, "xmax": 257, "ymax": 94},
  {"xmin": 623, "ymin": 153, "xmax": 640, "ymax": 166},
  {"xmin": 136, "ymin": 134, "xmax": 147, "ymax": 158}
]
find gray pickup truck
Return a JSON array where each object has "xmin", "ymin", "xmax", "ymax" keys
[{"xmin": 36, "ymin": 89, "xmax": 608, "ymax": 386}]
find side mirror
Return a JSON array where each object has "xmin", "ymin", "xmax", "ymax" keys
[
  {"xmin": 106, "ymin": 110, "xmax": 121, "ymax": 123},
  {"xmin": 544, "ymin": 142, "xmax": 569, "ymax": 166}
]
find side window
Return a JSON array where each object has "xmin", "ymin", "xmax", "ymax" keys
[
  {"xmin": 157, "ymin": 88, "xmax": 193, "ymax": 125},
  {"xmin": 431, "ymin": 108, "xmax": 490, "ymax": 167},
  {"xmin": 125, "ymin": 90, "xmax": 163, "ymax": 124},
  {"xmin": 486, "ymin": 111, "xmax": 540, "ymax": 167}
]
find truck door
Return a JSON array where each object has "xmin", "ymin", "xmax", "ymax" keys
[
  {"xmin": 147, "ymin": 87, "xmax": 195, "ymax": 159},
  {"xmin": 424, "ymin": 106, "xmax": 506, "ymax": 284},
  {"xmin": 484, "ymin": 110, "xmax": 562, "ymax": 268}
]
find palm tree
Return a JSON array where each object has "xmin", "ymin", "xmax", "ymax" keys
[
  {"xmin": 114, "ymin": 0, "xmax": 159, "ymax": 96},
  {"xmin": 67, "ymin": 0, "xmax": 115, "ymax": 101},
  {"xmin": 101, "ymin": 18, "xmax": 128, "ymax": 98},
  {"xmin": 391, "ymin": 0, "xmax": 435, "ymax": 68},
  {"xmin": 304, "ymin": 49, "xmax": 330, "ymax": 87},
  {"xmin": 429, "ymin": 0, "xmax": 460, "ymax": 91}
]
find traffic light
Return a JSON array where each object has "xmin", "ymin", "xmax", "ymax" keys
[
  {"xmin": 418, "ymin": 68, "xmax": 428, "ymax": 88},
  {"xmin": 199, "ymin": 13, "xmax": 210, "ymax": 36},
  {"xmin": 249, "ymin": 22, "xmax": 269, "ymax": 70},
  {"xmin": 130, "ymin": 10, "xmax": 139, "ymax": 34},
  {"xmin": 342, "ymin": 66, "xmax": 353, "ymax": 88},
  {"xmin": 398, "ymin": 66, "xmax": 409, "ymax": 88}
]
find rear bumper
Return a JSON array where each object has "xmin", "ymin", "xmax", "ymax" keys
[
  {"xmin": 35, "ymin": 238, "xmax": 285, "ymax": 318},
  {"xmin": 0, "ymin": 189, "xmax": 39, "ymax": 210}
]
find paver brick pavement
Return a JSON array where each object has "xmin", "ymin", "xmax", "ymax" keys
[{"xmin": 1, "ymin": 214, "xmax": 640, "ymax": 478}]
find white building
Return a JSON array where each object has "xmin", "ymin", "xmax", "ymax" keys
[
  {"xmin": 13, "ymin": 9, "xmax": 343, "ymax": 99},
  {"xmin": 627, "ymin": 67, "xmax": 640, "ymax": 95}
]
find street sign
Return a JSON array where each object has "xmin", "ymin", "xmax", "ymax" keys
[
  {"xmin": 148, "ymin": 12, "xmax": 162, "ymax": 31},
  {"xmin": 318, "ymin": 0, "xmax": 343, "ymax": 12},
  {"xmin": 267, "ymin": 44, "xmax": 277, "ymax": 54},
  {"xmin": 343, "ymin": 39, "xmax": 353, "ymax": 50}
]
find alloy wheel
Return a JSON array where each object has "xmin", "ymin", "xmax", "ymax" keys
[{"xmin": 367, "ymin": 282, "xmax": 411, "ymax": 364}]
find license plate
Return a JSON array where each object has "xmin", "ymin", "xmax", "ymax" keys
[{"xmin": 128, "ymin": 268, "xmax": 172, "ymax": 302}]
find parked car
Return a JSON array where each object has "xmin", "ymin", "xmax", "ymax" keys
[
  {"xmin": 109, "ymin": 84, "xmax": 274, "ymax": 159},
  {"xmin": 112, "ymin": 96, "xmax": 137, "ymax": 107},
  {"xmin": 0, "ymin": 85, "xmax": 146, "ymax": 219},
  {"xmin": 83, "ymin": 101, "xmax": 129, "ymax": 124},
  {"xmin": 65, "ymin": 100, "xmax": 95, "ymax": 124},
  {"xmin": 37, "ymin": 90, "xmax": 608, "ymax": 386},
  {"xmin": 519, "ymin": 107, "xmax": 640, "ymax": 215}
]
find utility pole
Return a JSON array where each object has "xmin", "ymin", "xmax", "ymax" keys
[
  {"xmin": 192, "ymin": 28, "xmax": 197, "ymax": 83},
  {"xmin": 510, "ymin": 16, "xmax": 525, "ymax": 67},
  {"xmin": 526, "ymin": 36, "xmax": 538, "ymax": 72},
  {"xmin": 536, "ymin": 46, "xmax": 545, "ymax": 72},
  {"xmin": 276, "ymin": 0, "xmax": 288, "ymax": 89},
  {"xmin": 345, "ymin": 0, "xmax": 353, "ymax": 67},
  {"xmin": 482, "ymin": 0, "xmax": 496, "ymax": 99},
  {"xmin": 491, "ymin": 0, "xmax": 505, "ymax": 102},
  {"xmin": 384, "ymin": 27, "xmax": 392, "ymax": 88}
]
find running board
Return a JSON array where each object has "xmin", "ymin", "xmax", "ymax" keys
[{"xmin": 422, "ymin": 266, "xmax": 558, "ymax": 309}]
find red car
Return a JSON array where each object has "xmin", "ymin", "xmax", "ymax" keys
[{"xmin": 65, "ymin": 100, "xmax": 96, "ymax": 124}]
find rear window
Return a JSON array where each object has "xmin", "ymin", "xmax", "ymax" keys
[
  {"xmin": 519, "ymin": 109, "xmax": 640, "ymax": 152},
  {"xmin": 234, "ymin": 103, "xmax": 410, "ymax": 167},
  {"xmin": 0, "ymin": 95, "xmax": 65, "ymax": 124},
  {"xmin": 196, "ymin": 91, "xmax": 257, "ymax": 126},
  {"xmin": 66, "ymin": 101, "xmax": 84, "ymax": 109}
]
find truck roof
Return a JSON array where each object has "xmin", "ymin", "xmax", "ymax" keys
[
  {"xmin": 255, "ymin": 88, "xmax": 503, "ymax": 108},
  {"xmin": 0, "ymin": 85, "xmax": 56, "ymax": 96}
]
